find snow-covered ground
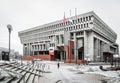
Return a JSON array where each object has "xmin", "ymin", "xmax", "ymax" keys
[
  {"xmin": 0, "ymin": 60, "xmax": 120, "ymax": 83},
  {"xmin": 41, "ymin": 61, "xmax": 120, "ymax": 83}
]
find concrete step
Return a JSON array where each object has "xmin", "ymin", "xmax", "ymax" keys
[
  {"xmin": 12, "ymin": 68, "xmax": 30, "ymax": 83},
  {"xmin": 18, "ymin": 68, "xmax": 33, "ymax": 83},
  {"xmin": 0, "ymin": 76, "xmax": 5, "ymax": 81},
  {"xmin": 6, "ymin": 77, "xmax": 17, "ymax": 83},
  {"xmin": 14, "ymin": 71, "xmax": 28, "ymax": 83},
  {"xmin": 27, "ymin": 70, "xmax": 37, "ymax": 83},
  {"xmin": 33, "ymin": 71, "xmax": 39, "ymax": 83},
  {"xmin": 27, "ymin": 74, "xmax": 35, "ymax": 83},
  {"xmin": 25, "ymin": 69, "xmax": 34, "ymax": 82}
]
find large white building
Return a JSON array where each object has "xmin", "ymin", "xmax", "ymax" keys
[{"xmin": 18, "ymin": 11, "xmax": 119, "ymax": 62}]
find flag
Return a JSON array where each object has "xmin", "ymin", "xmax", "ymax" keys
[{"xmin": 63, "ymin": 12, "xmax": 67, "ymax": 23}]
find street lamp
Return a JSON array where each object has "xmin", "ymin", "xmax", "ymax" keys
[{"xmin": 7, "ymin": 24, "xmax": 13, "ymax": 61}]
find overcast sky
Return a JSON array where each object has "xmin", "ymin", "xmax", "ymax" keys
[{"xmin": 0, "ymin": 0, "xmax": 120, "ymax": 55}]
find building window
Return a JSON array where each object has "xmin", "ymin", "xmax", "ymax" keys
[
  {"xmin": 73, "ymin": 20, "xmax": 75, "ymax": 24},
  {"xmin": 78, "ymin": 18, "xmax": 80, "ymax": 22},
  {"xmin": 76, "ymin": 25, "xmax": 77, "ymax": 29},
  {"xmin": 83, "ymin": 17, "xmax": 85, "ymax": 22},
  {"xmin": 66, "ymin": 22, "xmax": 68, "ymax": 25},
  {"xmin": 79, "ymin": 25, "xmax": 81, "ymax": 29},
  {"xmin": 71, "ymin": 33, "xmax": 73, "ymax": 36},
  {"xmin": 76, "ymin": 32, "xmax": 79, "ymax": 36},
  {"xmin": 81, "ymin": 24, "xmax": 83, "ymax": 28},
  {"xmin": 89, "ymin": 16, "xmax": 91, "ymax": 20},
  {"xmin": 86, "ymin": 17, "xmax": 88, "ymax": 21},
  {"xmin": 74, "ymin": 26, "xmax": 75, "ymax": 30},
  {"xmin": 86, "ymin": 23, "xmax": 88, "ymax": 27},
  {"xmin": 84, "ymin": 24, "xmax": 86, "ymax": 28},
  {"xmin": 80, "ymin": 18, "xmax": 82, "ymax": 22}
]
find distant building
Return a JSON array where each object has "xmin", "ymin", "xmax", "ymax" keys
[
  {"xmin": 18, "ymin": 11, "xmax": 119, "ymax": 62},
  {"xmin": 0, "ymin": 47, "xmax": 20, "ymax": 60}
]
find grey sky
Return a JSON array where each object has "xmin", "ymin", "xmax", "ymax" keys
[{"xmin": 0, "ymin": 0, "xmax": 120, "ymax": 55}]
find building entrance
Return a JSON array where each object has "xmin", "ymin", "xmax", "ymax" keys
[
  {"xmin": 78, "ymin": 47, "xmax": 84, "ymax": 60},
  {"xmin": 54, "ymin": 51, "xmax": 60, "ymax": 60},
  {"xmin": 103, "ymin": 52, "xmax": 113, "ymax": 62}
]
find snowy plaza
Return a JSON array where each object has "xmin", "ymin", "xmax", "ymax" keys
[{"xmin": 0, "ymin": 60, "xmax": 120, "ymax": 83}]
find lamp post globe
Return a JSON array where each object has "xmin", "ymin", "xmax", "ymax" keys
[
  {"xmin": 7, "ymin": 24, "xmax": 13, "ymax": 61},
  {"xmin": 7, "ymin": 24, "xmax": 13, "ymax": 33}
]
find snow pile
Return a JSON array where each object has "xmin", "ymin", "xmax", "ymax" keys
[
  {"xmin": 0, "ymin": 60, "xmax": 5, "ymax": 64},
  {"xmin": 97, "ymin": 71, "xmax": 120, "ymax": 78},
  {"xmin": 72, "ymin": 65, "xmax": 120, "ymax": 78},
  {"xmin": 72, "ymin": 65, "xmax": 101, "ymax": 72},
  {"xmin": 107, "ymin": 78, "xmax": 120, "ymax": 83},
  {"xmin": 0, "ymin": 68, "xmax": 10, "ymax": 77}
]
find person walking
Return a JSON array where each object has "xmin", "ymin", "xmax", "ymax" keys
[{"xmin": 57, "ymin": 62, "xmax": 60, "ymax": 69}]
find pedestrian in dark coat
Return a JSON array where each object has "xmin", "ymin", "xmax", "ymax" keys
[{"xmin": 57, "ymin": 62, "xmax": 60, "ymax": 69}]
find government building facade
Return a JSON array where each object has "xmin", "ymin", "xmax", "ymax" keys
[{"xmin": 18, "ymin": 11, "xmax": 119, "ymax": 62}]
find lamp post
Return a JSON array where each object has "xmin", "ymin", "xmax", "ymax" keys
[{"xmin": 7, "ymin": 24, "xmax": 13, "ymax": 61}]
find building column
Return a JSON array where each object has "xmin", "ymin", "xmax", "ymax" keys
[
  {"xmin": 31, "ymin": 45, "xmax": 34, "ymax": 56},
  {"xmin": 98, "ymin": 39, "xmax": 101, "ymax": 61},
  {"xmin": 28, "ymin": 43, "xmax": 31, "ymax": 56},
  {"xmin": 94, "ymin": 38, "xmax": 98, "ymax": 61},
  {"xmin": 30, "ymin": 43, "xmax": 32, "ymax": 56},
  {"xmin": 74, "ymin": 32, "xmax": 77, "ymax": 63},
  {"xmin": 56, "ymin": 35, "xmax": 59, "ymax": 44},
  {"xmin": 100, "ymin": 41, "xmax": 104, "ymax": 61},
  {"xmin": 27, "ymin": 43, "xmax": 29, "ymax": 55},
  {"xmin": 84, "ymin": 31, "xmax": 88, "ymax": 60},
  {"xmin": 38, "ymin": 44, "xmax": 40, "ymax": 51},
  {"xmin": 25, "ymin": 44, "xmax": 28, "ymax": 55},
  {"xmin": 23, "ymin": 44, "xmax": 25, "ymax": 56},
  {"xmin": 40, "ymin": 44, "xmax": 42, "ymax": 51},
  {"xmin": 41, "ymin": 44, "xmax": 43, "ymax": 51},
  {"xmin": 96, "ymin": 39, "xmax": 99, "ymax": 61},
  {"xmin": 27, "ymin": 43, "xmax": 31, "ymax": 56},
  {"xmin": 59, "ymin": 35, "xmax": 62, "ymax": 44},
  {"xmin": 37, "ymin": 44, "xmax": 38, "ymax": 51}
]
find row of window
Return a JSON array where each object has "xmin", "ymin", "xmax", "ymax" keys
[
  {"xmin": 56, "ymin": 35, "xmax": 64, "ymax": 44},
  {"xmin": 65, "ymin": 23, "xmax": 89, "ymax": 31},
  {"xmin": 21, "ymin": 15, "xmax": 93, "ymax": 37},
  {"xmin": 94, "ymin": 18, "xmax": 115, "ymax": 40},
  {"xmin": 23, "ymin": 23, "xmax": 89, "ymax": 43},
  {"xmin": 33, "ymin": 23, "xmax": 89, "ymax": 38},
  {"xmin": 32, "ymin": 43, "xmax": 55, "ymax": 51},
  {"xmin": 70, "ymin": 31, "xmax": 84, "ymax": 37}
]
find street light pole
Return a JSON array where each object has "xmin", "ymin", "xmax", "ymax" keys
[{"xmin": 7, "ymin": 24, "xmax": 13, "ymax": 61}]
